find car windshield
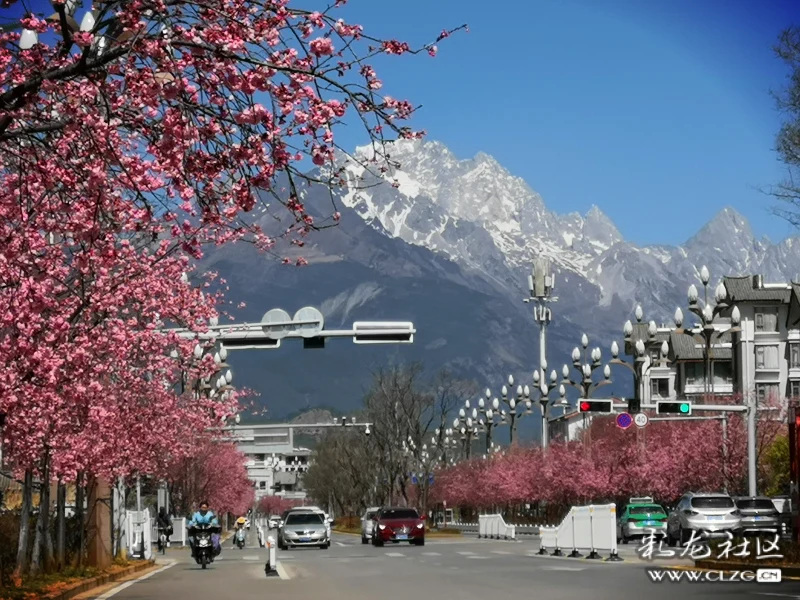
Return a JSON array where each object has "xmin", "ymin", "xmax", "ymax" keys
[
  {"xmin": 285, "ymin": 513, "xmax": 324, "ymax": 525},
  {"xmin": 736, "ymin": 499, "xmax": 776, "ymax": 510},
  {"xmin": 691, "ymin": 497, "xmax": 734, "ymax": 509},
  {"xmin": 366, "ymin": 511, "xmax": 378, "ymax": 520},
  {"xmin": 381, "ymin": 509, "xmax": 419, "ymax": 520},
  {"xmin": 630, "ymin": 505, "xmax": 665, "ymax": 515}
]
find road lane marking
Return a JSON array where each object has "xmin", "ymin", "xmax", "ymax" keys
[
  {"xmin": 276, "ymin": 561, "xmax": 290, "ymax": 580},
  {"xmin": 491, "ymin": 551, "xmax": 512, "ymax": 555},
  {"xmin": 95, "ymin": 561, "xmax": 176, "ymax": 599},
  {"xmin": 242, "ymin": 555, "xmax": 260, "ymax": 561},
  {"xmin": 336, "ymin": 542, "xmax": 347, "ymax": 547},
  {"xmin": 540, "ymin": 566, "xmax": 586, "ymax": 571},
  {"xmin": 386, "ymin": 552, "xmax": 405, "ymax": 557},
  {"xmin": 467, "ymin": 556, "xmax": 490, "ymax": 559},
  {"xmin": 421, "ymin": 552, "xmax": 441, "ymax": 556},
  {"xmin": 457, "ymin": 551, "xmax": 475, "ymax": 555}
]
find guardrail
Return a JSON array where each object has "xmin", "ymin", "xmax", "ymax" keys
[
  {"xmin": 478, "ymin": 514, "xmax": 516, "ymax": 540},
  {"xmin": 537, "ymin": 504, "xmax": 621, "ymax": 561},
  {"xmin": 447, "ymin": 521, "xmax": 541, "ymax": 535}
]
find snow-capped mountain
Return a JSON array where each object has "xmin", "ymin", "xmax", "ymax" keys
[
  {"xmin": 336, "ymin": 139, "xmax": 800, "ymax": 318},
  {"xmin": 205, "ymin": 139, "xmax": 800, "ymax": 425}
]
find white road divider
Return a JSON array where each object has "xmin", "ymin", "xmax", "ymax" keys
[
  {"xmin": 477, "ymin": 514, "xmax": 516, "ymax": 540},
  {"xmin": 265, "ymin": 535, "xmax": 278, "ymax": 577},
  {"xmin": 537, "ymin": 504, "xmax": 621, "ymax": 561}
]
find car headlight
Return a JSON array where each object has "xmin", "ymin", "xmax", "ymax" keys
[
  {"xmin": 378, "ymin": 524, "xmax": 386, "ymax": 530},
  {"xmin": 416, "ymin": 523, "xmax": 424, "ymax": 529}
]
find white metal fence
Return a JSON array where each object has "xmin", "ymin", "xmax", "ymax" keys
[
  {"xmin": 477, "ymin": 514, "xmax": 516, "ymax": 540},
  {"xmin": 126, "ymin": 510, "xmax": 153, "ymax": 560},
  {"xmin": 537, "ymin": 504, "xmax": 620, "ymax": 560}
]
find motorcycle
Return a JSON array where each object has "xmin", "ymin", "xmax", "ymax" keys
[
  {"xmin": 190, "ymin": 523, "xmax": 221, "ymax": 569},
  {"xmin": 235, "ymin": 527, "xmax": 246, "ymax": 549}
]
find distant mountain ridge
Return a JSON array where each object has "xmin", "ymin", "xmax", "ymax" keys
[{"xmin": 206, "ymin": 140, "xmax": 800, "ymax": 431}]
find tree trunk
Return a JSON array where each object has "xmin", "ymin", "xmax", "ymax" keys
[
  {"xmin": 75, "ymin": 472, "xmax": 85, "ymax": 567},
  {"xmin": 13, "ymin": 469, "xmax": 34, "ymax": 577},
  {"xmin": 30, "ymin": 455, "xmax": 52, "ymax": 575},
  {"xmin": 56, "ymin": 482, "xmax": 66, "ymax": 570}
]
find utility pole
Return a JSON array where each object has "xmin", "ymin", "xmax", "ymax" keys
[{"xmin": 525, "ymin": 257, "xmax": 557, "ymax": 449}]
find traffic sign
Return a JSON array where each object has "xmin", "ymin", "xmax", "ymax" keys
[
  {"xmin": 261, "ymin": 308, "xmax": 292, "ymax": 339},
  {"xmin": 615, "ymin": 413, "xmax": 632, "ymax": 430},
  {"xmin": 293, "ymin": 306, "xmax": 324, "ymax": 338},
  {"xmin": 634, "ymin": 413, "xmax": 648, "ymax": 428}
]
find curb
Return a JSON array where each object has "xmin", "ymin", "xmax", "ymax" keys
[
  {"xmin": 41, "ymin": 560, "xmax": 156, "ymax": 600},
  {"xmin": 695, "ymin": 559, "xmax": 800, "ymax": 579}
]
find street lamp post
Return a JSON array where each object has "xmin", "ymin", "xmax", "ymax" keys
[
  {"xmin": 672, "ymin": 266, "xmax": 743, "ymax": 492},
  {"xmin": 611, "ymin": 305, "xmax": 671, "ymax": 407},
  {"xmin": 453, "ymin": 402, "xmax": 479, "ymax": 460}
]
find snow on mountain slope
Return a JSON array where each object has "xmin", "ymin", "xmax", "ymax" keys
[{"xmin": 331, "ymin": 139, "xmax": 800, "ymax": 316}]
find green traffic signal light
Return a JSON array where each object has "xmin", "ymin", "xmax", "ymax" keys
[{"xmin": 656, "ymin": 401, "xmax": 692, "ymax": 415}]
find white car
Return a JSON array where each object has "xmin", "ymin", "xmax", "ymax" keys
[
  {"xmin": 361, "ymin": 507, "xmax": 381, "ymax": 544},
  {"xmin": 268, "ymin": 515, "xmax": 281, "ymax": 529}
]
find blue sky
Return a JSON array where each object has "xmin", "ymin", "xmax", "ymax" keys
[
  {"xmin": 5, "ymin": 0, "xmax": 798, "ymax": 246},
  {"xmin": 331, "ymin": 0, "xmax": 799, "ymax": 247}
]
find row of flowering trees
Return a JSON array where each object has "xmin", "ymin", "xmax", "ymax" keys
[
  {"xmin": 429, "ymin": 410, "xmax": 782, "ymax": 520},
  {"xmin": 1, "ymin": 0, "xmax": 460, "ymax": 578}
]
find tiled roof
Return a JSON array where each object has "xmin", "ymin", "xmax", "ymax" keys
[
  {"xmin": 668, "ymin": 331, "xmax": 732, "ymax": 361},
  {"xmin": 723, "ymin": 276, "xmax": 791, "ymax": 303}
]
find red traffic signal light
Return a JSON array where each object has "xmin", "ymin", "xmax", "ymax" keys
[{"xmin": 579, "ymin": 400, "xmax": 613, "ymax": 413}]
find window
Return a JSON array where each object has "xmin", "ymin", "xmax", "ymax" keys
[
  {"xmin": 649, "ymin": 348, "xmax": 661, "ymax": 363},
  {"xmin": 756, "ymin": 307, "xmax": 779, "ymax": 332},
  {"xmin": 713, "ymin": 361, "xmax": 733, "ymax": 384},
  {"xmin": 790, "ymin": 380, "xmax": 800, "ymax": 399},
  {"xmin": 756, "ymin": 345, "xmax": 780, "ymax": 370},
  {"xmin": 756, "ymin": 383, "xmax": 780, "ymax": 404},
  {"xmin": 791, "ymin": 343, "xmax": 800, "ymax": 369},
  {"xmin": 284, "ymin": 513, "xmax": 324, "ymax": 525},
  {"xmin": 684, "ymin": 362, "xmax": 705, "ymax": 385},
  {"xmin": 735, "ymin": 498, "xmax": 778, "ymax": 511},
  {"xmin": 259, "ymin": 481, "xmax": 266, "ymax": 490},
  {"xmin": 380, "ymin": 508, "xmax": 420, "ymax": 519},
  {"xmin": 650, "ymin": 378, "xmax": 669, "ymax": 398},
  {"xmin": 691, "ymin": 496, "xmax": 734, "ymax": 510}
]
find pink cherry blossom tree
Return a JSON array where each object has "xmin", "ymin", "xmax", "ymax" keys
[{"xmin": 1, "ymin": 0, "xmax": 464, "ymax": 574}]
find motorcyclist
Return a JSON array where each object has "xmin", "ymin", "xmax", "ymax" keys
[
  {"xmin": 157, "ymin": 507, "xmax": 173, "ymax": 550},
  {"xmin": 232, "ymin": 516, "xmax": 247, "ymax": 546},
  {"xmin": 188, "ymin": 501, "xmax": 220, "ymax": 560}
]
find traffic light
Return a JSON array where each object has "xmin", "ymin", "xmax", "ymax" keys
[
  {"xmin": 627, "ymin": 398, "xmax": 641, "ymax": 414},
  {"xmin": 656, "ymin": 401, "xmax": 692, "ymax": 415},
  {"xmin": 579, "ymin": 400, "xmax": 613, "ymax": 413}
]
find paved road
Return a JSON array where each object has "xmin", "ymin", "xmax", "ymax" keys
[{"xmin": 93, "ymin": 532, "xmax": 800, "ymax": 600}]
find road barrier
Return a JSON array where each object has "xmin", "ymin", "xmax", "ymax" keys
[
  {"xmin": 537, "ymin": 504, "xmax": 621, "ymax": 561},
  {"xmin": 477, "ymin": 514, "xmax": 516, "ymax": 540},
  {"xmin": 126, "ymin": 510, "xmax": 152, "ymax": 560},
  {"xmin": 265, "ymin": 535, "xmax": 278, "ymax": 577}
]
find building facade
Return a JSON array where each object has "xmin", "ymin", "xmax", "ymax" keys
[
  {"xmin": 632, "ymin": 275, "xmax": 800, "ymax": 405},
  {"xmin": 230, "ymin": 425, "xmax": 310, "ymax": 501}
]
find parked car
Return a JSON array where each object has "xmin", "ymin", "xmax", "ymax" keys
[
  {"xmin": 372, "ymin": 507, "xmax": 425, "ymax": 547},
  {"xmin": 278, "ymin": 511, "xmax": 331, "ymax": 550},
  {"xmin": 361, "ymin": 506, "xmax": 381, "ymax": 544},
  {"xmin": 667, "ymin": 492, "xmax": 741, "ymax": 546},
  {"xmin": 734, "ymin": 496, "xmax": 781, "ymax": 535},
  {"xmin": 617, "ymin": 497, "xmax": 668, "ymax": 544}
]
